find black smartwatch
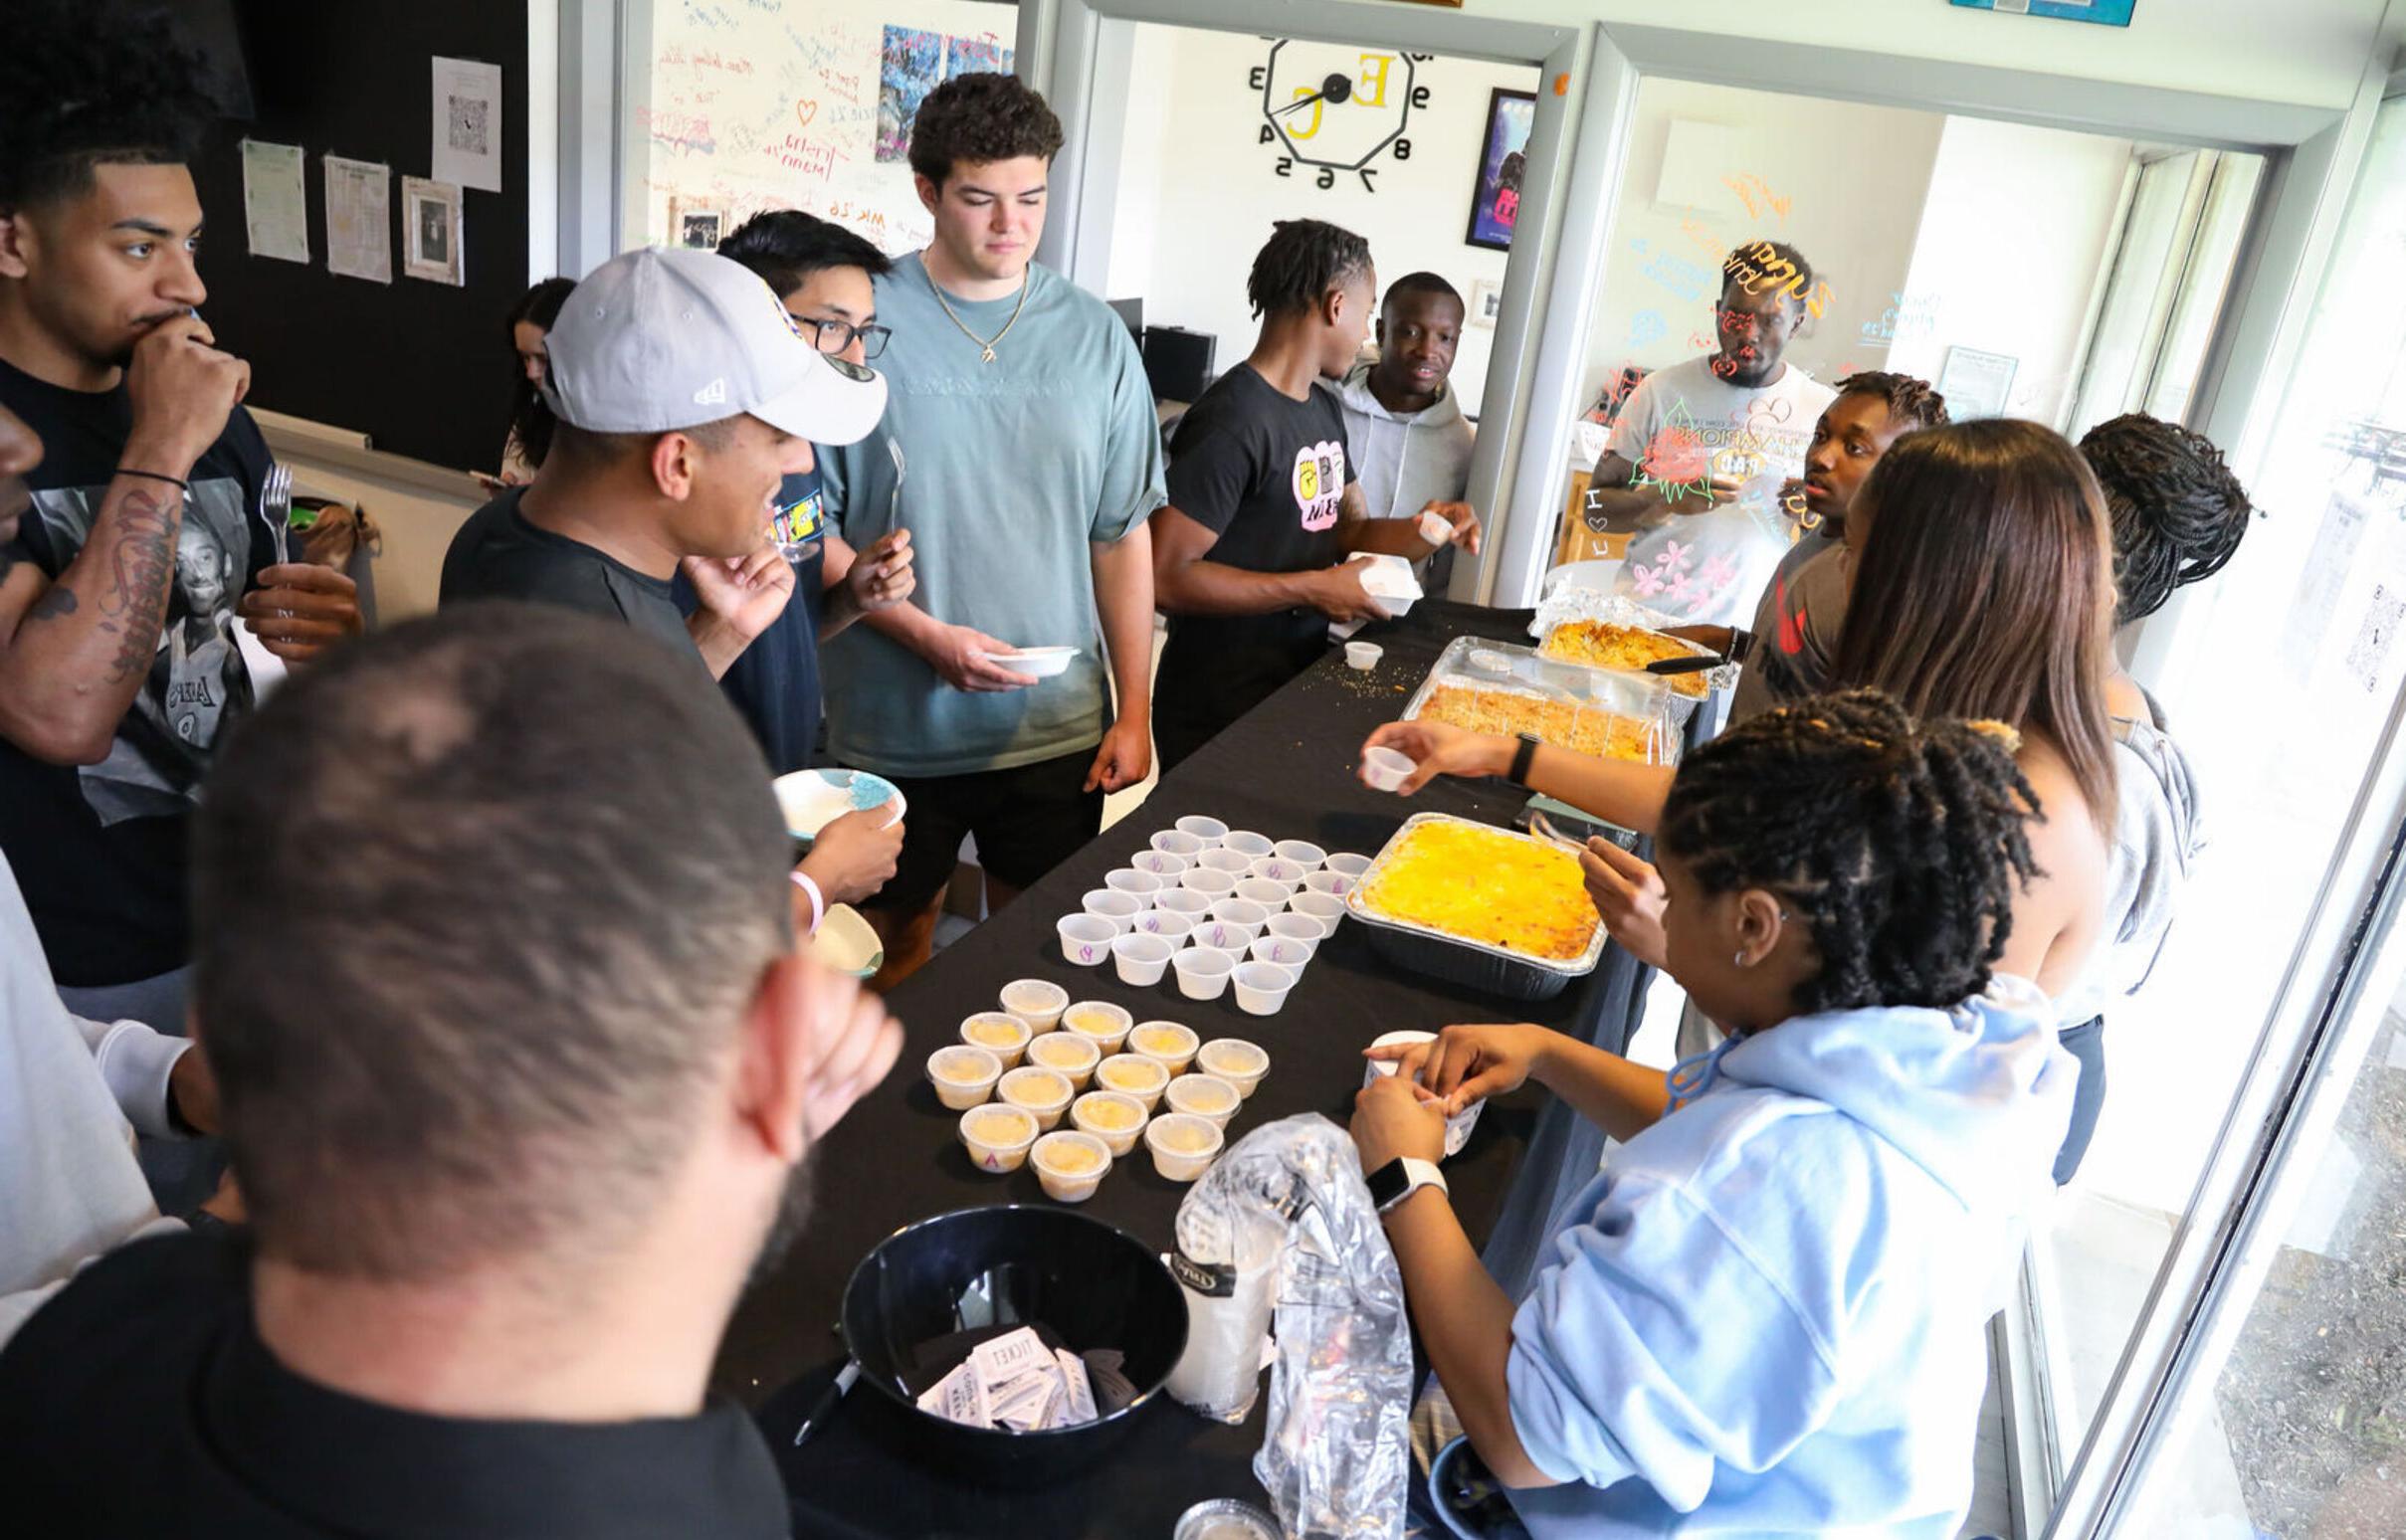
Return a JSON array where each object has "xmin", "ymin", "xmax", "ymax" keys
[
  {"xmin": 1506, "ymin": 731, "xmax": 1541, "ymax": 787},
  {"xmin": 1365, "ymin": 1155, "xmax": 1449, "ymax": 1216}
]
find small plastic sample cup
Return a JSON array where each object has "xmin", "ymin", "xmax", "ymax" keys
[
  {"xmin": 1164, "ymin": 1071, "xmax": 1242, "ymax": 1129},
  {"xmin": 1103, "ymin": 867, "xmax": 1164, "ymax": 899},
  {"xmin": 1417, "ymin": 507, "xmax": 1454, "ymax": 546},
  {"xmin": 1196, "ymin": 1038, "xmax": 1269, "ymax": 1098},
  {"xmin": 1058, "ymin": 914, "xmax": 1116, "ymax": 966},
  {"xmin": 1194, "ymin": 848, "xmax": 1253, "ymax": 876},
  {"xmin": 1246, "ymin": 857, "xmax": 1306, "ymax": 891},
  {"xmin": 1096, "ymin": 1052, "xmax": 1171, "ymax": 1111},
  {"xmin": 1361, "ymin": 746, "xmax": 1415, "ymax": 792},
  {"xmin": 1132, "ymin": 849, "xmax": 1192, "ymax": 877},
  {"xmin": 1173, "ymin": 815, "xmax": 1230, "ymax": 847},
  {"xmin": 926, "ymin": 1045, "xmax": 1003, "ymax": 1110},
  {"xmin": 960, "ymin": 1103, "xmax": 1040, "ymax": 1173},
  {"xmin": 1272, "ymin": 839, "xmax": 1326, "ymax": 870},
  {"xmin": 1231, "ymin": 960, "xmax": 1298, "ymax": 1017},
  {"xmin": 997, "ymin": 1065, "xmax": 1075, "ymax": 1131},
  {"xmin": 1221, "ymin": 830, "xmax": 1275, "ymax": 860},
  {"xmin": 1324, "ymin": 853, "xmax": 1373, "ymax": 882},
  {"xmin": 958, "ymin": 1011, "xmax": 1032, "ymax": 1067},
  {"xmin": 1344, "ymin": 642, "xmax": 1383, "ymax": 671},
  {"xmin": 1264, "ymin": 913, "xmax": 1323, "ymax": 947},
  {"xmin": 1233, "ymin": 877, "xmax": 1293, "ymax": 911},
  {"xmin": 1364, "ymin": 1029, "xmax": 1483, "ymax": 1157},
  {"xmin": 1172, "ymin": 945, "xmax": 1238, "ymax": 1001},
  {"xmin": 1030, "ymin": 1129, "xmax": 1112, "ymax": 1204},
  {"xmin": 999, "ymin": 978, "xmax": 1068, "ymax": 1034},
  {"xmin": 1149, "ymin": 828, "xmax": 1206, "ymax": 859},
  {"xmin": 1071, "ymin": 1089, "xmax": 1149, "ymax": 1156},
  {"xmin": 1205, "ymin": 897, "xmax": 1269, "ymax": 941},
  {"xmin": 1152, "ymin": 887, "xmax": 1212, "ymax": 917},
  {"xmin": 1081, "ymin": 888, "xmax": 1143, "ymax": 933},
  {"xmin": 1301, "ymin": 869, "xmax": 1348, "ymax": 898},
  {"xmin": 1024, "ymin": 1030, "xmax": 1102, "ymax": 1090},
  {"xmin": 1248, "ymin": 933, "xmax": 1315, "ymax": 971},
  {"xmin": 1179, "ymin": 867, "xmax": 1240, "ymax": 898},
  {"xmin": 1062, "ymin": 1001, "xmax": 1134, "ymax": 1055},
  {"xmin": 1145, "ymin": 1112, "xmax": 1224, "ymax": 1182},
  {"xmin": 1290, "ymin": 891, "xmax": 1347, "ymax": 935},
  {"xmin": 1112, "ymin": 931, "xmax": 1174, "ymax": 987},
  {"xmin": 1130, "ymin": 907, "xmax": 1199, "ymax": 943},
  {"xmin": 1127, "ymin": 1020, "xmax": 1200, "ymax": 1075}
]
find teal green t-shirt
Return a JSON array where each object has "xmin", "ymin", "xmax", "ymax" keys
[{"xmin": 818, "ymin": 255, "xmax": 1164, "ymax": 778}]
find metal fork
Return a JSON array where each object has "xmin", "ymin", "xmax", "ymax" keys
[
  {"xmin": 260, "ymin": 462, "xmax": 294, "ymax": 566},
  {"xmin": 1527, "ymin": 810, "xmax": 1593, "ymax": 855}
]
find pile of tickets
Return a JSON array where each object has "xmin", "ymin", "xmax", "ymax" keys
[{"xmin": 915, "ymin": 1326, "xmax": 1140, "ymax": 1433}]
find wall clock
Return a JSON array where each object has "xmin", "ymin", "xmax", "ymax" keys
[{"xmin": 1248, "ymin": 40, "xmax": 1431, "ymax": 192}]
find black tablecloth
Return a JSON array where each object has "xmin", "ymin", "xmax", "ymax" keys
[{"xmin": 717, "ymin": 601, "xmax": 1642, "ymax": 1537}]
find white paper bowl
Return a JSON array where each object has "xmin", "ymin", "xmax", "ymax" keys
[
  {"xmin": 773, "ymin": 767, "xmax": 906, "ymax": 842},
  {"xmin": 927, "ymin": 1045, "xmax": 1004, "ymax": 1111},
  {"xmin": 1070, "ymin": 1089, "xmax": 1149, "ymax": 1157},
  {"xmin": 1103, "ymin": 867, "xmax": 1164, "ymax": 899},
  {"xmin": 1361, "ymin": 746, "xmax": 1415, "ymax": 793},
  {"xmin": 1174, "ymin": 815, "xmax": 1230, "ymax": 846},
  {"xmin": 1127, "ymin": 1021, "xmax": 1200, "ymax": 1075},
  {"xmin": 1112, "ymin": 931, "xmax": 1174, "ymax": 986},
  {"xmin": 1057, "ymin": 914, "xmax": 1117, "ymax": 966},
  {"xmin": 980, "ymin": 645, "xmax": 1079, "ymax": 677},
  {"xmin": 1172, "ymin": 946, "xmax": 1237, "ymax": 1001},
  {"xmin": 1144, "ymin": 1112, "xmax": 1224, "ymax": 1182},
  {"xmin": 1196, "ymin": 1038, "xmax": 1270, "ymax": 1098},
  {"xmin": 999, "ymin": 978, "xmax": 1069, "ymax": 1033},
  {"xmin": 1232, "ymin": 960, "xmax": 1298, "ymax": 1017},
  {"xmin": 1272, "ymin": 840, "xmax": 1327, "ymax": 870}
]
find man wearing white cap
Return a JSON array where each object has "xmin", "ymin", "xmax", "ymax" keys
[{"xmin": 442, "ymin": 247, "xmax": 902, "ymax": 910}]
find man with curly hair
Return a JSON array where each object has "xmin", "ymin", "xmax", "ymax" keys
[
  {"xmin": 1149, "ymin": 220, "xmax": 1479, "ymax": 771},
  {"xmin": 0, "ymin": 1, "xmax": 360, "ymax": 1037},
  {"xmin": 816, "ymin": 73, "xmax": 1163, "ymax": 985}
]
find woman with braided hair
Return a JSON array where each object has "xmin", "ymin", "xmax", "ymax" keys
[{"xmin": 1353, "ymin": 690, "xmax": 2078, "ymax": 1538}]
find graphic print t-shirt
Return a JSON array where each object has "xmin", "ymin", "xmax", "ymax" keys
[
  {"xmin": 0, "ymin": 357, "xmax": 273, "ymax": 987},
  {"xmin": 675, "ymin": 468, "xmax": 827, "ymax": 775},
  {"xmin": 1602, "ymin": 356, "xmax": 1836, "ymax": 627},
  {"xmin": 1154, "ymin": 365, "xmax": 1355, "ymax": 752}
]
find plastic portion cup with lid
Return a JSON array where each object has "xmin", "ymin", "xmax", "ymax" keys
[
  {"xmin": 1164, "ymin": 1071, "xmax": 1241, "ymax": 1129},
  {"xmin": 1095, "ymin": 1052, "xmax": 1171, "ymax": 1111},
  {"xmin": 957, "ymin": 1011, "xmax": 1032, "ymax": 1067},
  {"xmin": 959, "ymin": 1103, "xmax": 1040, "ymax": 1174},
  {"xmin": 926, "ymin": 1045, "xmax": 1003, "ymax": 1111},
  {"xmin": 1195, "ymin": 1038, "xmax": 1270, "ymax": 1098},
  {"xmin": 1070, "ymin": 1089, "xmax": 1149, "ymax": 1156},
  {"xmin": 1062, "ymin": 1000, "xmax": 1134, "ymax": 1054},
  {"xmin": 1030, "ymin": 1130, "xmax": 1112, "ymax": 1204},
  {"xmin": 1145, "ymin": 1112, "xmax": 1225, "ymax": 1182},
  {"xmin": 1024, "ymin": 1030, "xmax": 1102, "ymax": 1090},
  {"xmin": 997, "ymin": 1065, "xmax": 1075, "ymax": 1131},
  {"xmin": 998, "ymin": 978, "xmax": 1068, "ymax": 1033},
  {"xmin": 1127, "ymin": 1020, "xmax": 1200, "ymax": 1075}
]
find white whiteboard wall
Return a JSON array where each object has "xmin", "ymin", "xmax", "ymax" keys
[{"xmin": 629, "ymin": 0, "xmax": 1019, "ymax": 258}]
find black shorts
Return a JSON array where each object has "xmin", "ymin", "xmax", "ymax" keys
[{"xmin": 867, "ymin": 747, "xmax": 1104, "ymax": 915}]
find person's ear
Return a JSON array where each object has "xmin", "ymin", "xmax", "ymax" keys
[
  {"xmin": 912, "ymin": 173, "xmax": 940, "ymax": 217},
  {"xmin": 1732, "ymin": 887, "xmax": 1789, "ymax": 968},
  {"xmin": 1373, "ymin": 315, "xmax": 1387, "ymax": 351},
  {"xmin": 651, "ymin": 430, "xmax": 700, "ymax": 500},
  {"xmin": 0, "ymin": 211, "xmax": 37, "ymax": 282},
  {"xmin": 732, "ymin": 952, "xmax": 813, "ymax": 1165}
]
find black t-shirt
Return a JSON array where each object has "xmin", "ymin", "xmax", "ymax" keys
[
  {"xmin": 674, "ymin": 468, "xmax": 827, "ymax": 775},
  {"xmin": 440, "ymin": 487, "xmax": 700, "ymax": 665},
  {"xmin": 0, "ymin": 1231, "xmax": 790, "ymax": 1538},
  {"xmin": 1154, "ymin": 364, "xmax": 1355, "ymax": 754},
  {"xmin": 0, "ymin": 356, "xmax": 274, "ymax": 987}
]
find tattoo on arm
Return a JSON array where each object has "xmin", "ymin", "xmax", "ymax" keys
[
  {"xmin": 26, "ymin": 586, "xmax": 77, "ymax": 622},
  {"xmin": 97, "ymin": 488, "xmax": 179, "ymax": 683}
]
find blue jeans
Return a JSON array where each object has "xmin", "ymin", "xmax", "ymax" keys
[{"xmin": 2054, "ymin": 1016, "xmax": 2105, "ymax": 1185}]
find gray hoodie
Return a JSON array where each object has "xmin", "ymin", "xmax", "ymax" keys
[
  {"xmin": 2052, "ymin": 698, "xmax": 2204, "ymax": 1027},
  {"xmin": 1326, "ymin": 360, "xmax": 1475, "ymax": 522}
]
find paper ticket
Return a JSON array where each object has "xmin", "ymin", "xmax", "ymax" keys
[{"xmin": 970, "ymin": 1327, "xmax": 1051, "ymax": 1391}]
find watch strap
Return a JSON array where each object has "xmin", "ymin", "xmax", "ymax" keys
[
  {"xmin": 1373, "ymin": 1156, "xmax": 1449, "ymax": 1214},
  {"xmin": 1507, "ymin": 731, "xmax": 1540, "ymax": 787}
]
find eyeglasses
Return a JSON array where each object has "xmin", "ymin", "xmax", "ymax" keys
[{"xmin": 797, "ymin": 315, "xmax": 892, "ymax": 362}]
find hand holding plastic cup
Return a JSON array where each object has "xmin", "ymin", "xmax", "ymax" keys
[{"xmin": 1361, "ymin": 746, "xmax": 1415, "ymax": 793}]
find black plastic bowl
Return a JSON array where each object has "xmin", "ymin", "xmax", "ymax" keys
[{"xmin": 839, "ymin": 1205, "xmax": 1189, "ymax": 1486}]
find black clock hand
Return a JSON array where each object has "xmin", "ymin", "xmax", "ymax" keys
[{"xmin": 1271, "ymin": 72, "xmax": 1353, "ymax": 118}]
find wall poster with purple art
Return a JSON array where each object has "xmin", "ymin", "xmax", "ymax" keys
[{"xmin": 875, "ymin": 26, "xmax": 943, "ymax": 163}]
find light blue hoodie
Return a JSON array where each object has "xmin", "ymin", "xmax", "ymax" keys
[{"xmin": 1502, "ymin": 975, "xmax": 2076, "ymax": 1537}]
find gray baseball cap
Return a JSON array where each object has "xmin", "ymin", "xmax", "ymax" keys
[{"xmin": 544, "ymin": 247, "xmax": 887, "ymax": 446}]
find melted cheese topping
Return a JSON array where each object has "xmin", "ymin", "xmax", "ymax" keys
[
  {"xmin": 1537, "ymin": 621, "xmax": 1711, "ymax": 697},
  {"xmin": 1359, "ymin": 821, "xmax": 1601, "ymax": 962},
  {"xmin": 1420, "ymin": 683, "xmax": 1664, "ymax": 763}
]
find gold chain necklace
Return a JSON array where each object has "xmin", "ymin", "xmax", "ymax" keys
[{"xmin": 927, "ymin": 263, "xmax": 1029, "ymax": 364}]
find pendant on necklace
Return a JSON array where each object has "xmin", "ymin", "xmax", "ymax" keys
[{"xmin": 979, "ymin": 345, "xmax": 996, "ymax": 363}]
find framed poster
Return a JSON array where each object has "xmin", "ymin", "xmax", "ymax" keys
[
  {"xmin": 1468, "ymin": 278, "xmax": 1503, "ymax": 329},
  {"xmin": 1937, "ymin": 346, "xmax": 2019, "ymax": 420},
  {"xmin": 1464, "ymin": 88, "xmax": 1535, "ymax": 252},
  {"xmin": 401, "ymin": 176, "xmax": 464, "ymax": 287}
]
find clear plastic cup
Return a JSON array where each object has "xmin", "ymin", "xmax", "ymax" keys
[
  {"xmin": 1149, "ymin": 829, "xmax": 1206, "ymax": 859},
  {"xmin": 1174, "ymin": 815, "xmax": 1230, "ymax": 847},
  {"xmin": 1248, "ymin": 933, "xmax": 1316, "ymax": 971},
  {"xmin": 1103, "ymin": 867, "xmax": 1164, "ymax": 899},
  {"xmin": 1361, "ymin": 746, "xmax": 1415, "ymax": 793},
  {"xmin": 1172, "ymin": 946, "xmax": 1238, "ymax": 1001},
  {"xmin": 1205, "ymin": 898, "xmax": 1269, "ymax": 942},
  {"xmin": 1344, "ymin": 642, "xmax": 1383, "ymax": 671},
  {"xmin": 960, "ymin": 1103, "xmax": 1039, "ymax": 1173},
  {"xmin": 999, "ymin": 978, "xmax": 1068, "ymax": 1033},
  {"xmin": 1153, "ymin": 888, "xmax": 1212, "ymax": 917},
  {"xmin": 1112, "ymin": 931, "xmax": 1174, "ymax": 986},
  {"xmin": 1272, "ymin": 840, "xmax": 1327, "ymax": 870},
  {"xmin": 1127, "ymin": 1020, "xmax": 1200, "ymax": 1075},
  {"xmin": 926, "ymin": 1045, "xmax": 1003, "ymax": 1110},
  {"xmin": 1132, "ymin": 849, "xmax": 1192, "ymax": 877},
  {"xmin": 1221, "ymin": 830, "xmax": 1275, "ymax": 860},
  {"xmin": 958, "ymin": 1011, "xmax": 1032, "ymax": 1067},
  {"xmin": 1246, "ymin": 857, "xmax": 1307, "ymax": 891},
  {"xmin": 1081, "ymin": 889, "xmax": 1143, "ymax": 933},
  {"xmin": 1196, "ymin": 1038, "xmax": 1270, "ymax": 1098},
  {"xmin": 1071, "ymin": 1089, "xmax": 1149, "ymax": 1156},
  {"xmin": 1265, "ymin": 913, "xmax": 1323, "ymax": 948},
  {"xmin": 1302, "ymin": 869, "xmax": 1348, "ymax": 899},
  {"xmin": 1096, "ymin": 1052, "xmax": 1171, "ymax": 1110},
  {"xmin": 1129, "ymin": 907, "xmax": 1198, "ymax": 943},
  {"xmin": 1189, "ymin": 919, "xmax": 1255, "ymax": 956},
  {"xmin": 997, "ymin": 1066, "xmax": 1075, "ymax": 1131},
  {"xmin": 1231, "ymin": 960, "xmax": 1297, "ymax": 1017},
  {"xmin": 1145, "ymin": 1112, "xmax": 1224, "ymax": 1182},
  {"xmin": 1030, "ymin": 1130, "xmax": 1112, "ymax": 1203},
  {"xmin": 1062, "ymin": 1001, "xmax": 1134, "ymax": 1055},
  {"xmin": 1194, "ymin": 848, "xmax": 1253, "ymax": 875},
  {"xmin": 1025, "ymin": 1030, "xmax": 1102, "ymax": 1090},
  {"xmin": 1179, "ymin": 867, "xmax": 1240, "ymax": 898},
  {"xmin": 1289, "ymin": 891, "xmax": 1347, "ymax": 935},
  {"xmin": 1233, "ymin": 878, "xmax": 1293, "ymax": 911},
  {"xmin": 1364, "ymin": 1029, "xmax": 1483, "ymax": 1156},
  {"xmin": 1164, "ymin": 1072, "xmax": 1241, "ymax": 1129},
  {"xmin": 1324, "ymin": 853, "xmax": 1373, "ymax": 883},
  {"xmin": 1058, "ymin": 914, "xmax": 1117, "ymax": 966}
]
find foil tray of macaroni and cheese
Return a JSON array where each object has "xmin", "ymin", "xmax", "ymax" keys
[
  {"xmin": 1344, "ymin": 813, "xmax": 1609, "ymax": 1002},
  {"xmin": 1401, "ymin": 636, "xmax": 1693, "ymax": 768},
  {"xmin": 1524, "ymin": 589, "xmax": 1740, "ymax": 698}
]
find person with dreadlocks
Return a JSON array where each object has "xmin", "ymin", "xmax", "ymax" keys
[
  {"xmin": 0, "ymin": 0, "xmax": 361, "ymax": 1033},
  {"xmin": 1351, "ymin": 690, "xmax": 2077, "ymax": 1537},
  {"xmin": 1149, "ymin": 219, "xmax": 1479, "ymax": 771}
]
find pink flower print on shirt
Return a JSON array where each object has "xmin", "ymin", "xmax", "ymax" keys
[
  {"xmin": 1657, "ymin": 538, "xmax": 1692, "ymax": 572},
  {"xmin": 1700, "ymin": 553, "xmax": 1738, "ymax": 591},
  {"xmin": 1630, "ymin": 564, "xmax": 1670, "ymax": 598}
]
